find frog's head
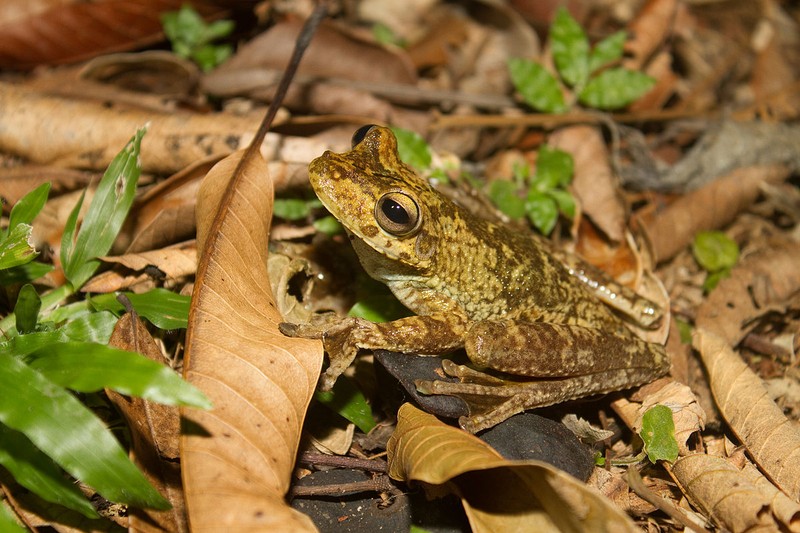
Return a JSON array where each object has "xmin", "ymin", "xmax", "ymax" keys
[{"xmin": 308, "ymin": 125, "xmax": 444, "ymax": 273}]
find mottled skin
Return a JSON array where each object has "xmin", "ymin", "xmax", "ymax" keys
[{"xmin": 281, "ymin": 126, "xmax": 669, "ymax": 432}]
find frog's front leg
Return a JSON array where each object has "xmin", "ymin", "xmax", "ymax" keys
[
  {"xmin": 280, "ymin": 313, "xmax": 469, "ymax": 390},
  {"xmin": 417, "ymin": 319, "xmax": 669, "ymax": 432}
]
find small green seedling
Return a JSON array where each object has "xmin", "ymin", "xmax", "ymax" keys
[
  {"xmin": 692, "ymin": 231, "xmax": 739, "ymax": 291},
  {"xmin": 162, "ymin": 5, "xmax": 234, "ymax": 71},
  {"xmin": 509, "ymin": 7, "xmax": 655, "ymax": 112},
  {"xmin": 489, "ymin": 146, "xmax": 576, "ymax": 235},
  {"xmin": 639, "ymin": 404, "xmax": 679, "ymax": 463}
]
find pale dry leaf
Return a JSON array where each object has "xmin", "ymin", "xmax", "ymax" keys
[
  {"xmin": 80, "ymin": 269, "xmax": 157, "ymax": 294},
  {"xmin": 387, "ymin": 403, "xmax": 640, "ymax": 533},
  {"xmin": 741, "ymin": 462, "xmax": 800, "ymax": 531},
  {"xmin": 0, "ymin": 165, "xmax": 97, "ymax": 208},
  {"xmin": 0, "ymin": 81, "xmax": 324, "ymax": 175},
  {"xmin": 613, "ymin": 379, "xmax": 705, "ymax": 456},
  {"xmin": 107, "ymin": 314, "xmax": 187, "ymax": 533},
  {"xmin": 550, "ymin": 125, "xmax": 625, "ymax": 242},
  {"xmin": 624, "ymin": 0, "xmax": 680, "ymax": 70},
  {"xmin": 671, "ymin": 453, "xmax": 797, "ymax": 533},
  {"xmin": 641, "ymin": 163, "xmax": 791, "ymax": 263},
  {"xmin": 696, "ymin": 241, "xmax": 800, "ymax": 347},
  {"xmin": 181, "ymin": 148, "xmax": 322, "ymax": 530},
  {"xmin": 693, "ymin": 329, "xmax": 800, "ymax": 501},
  {"xmin": 99, "ymin": 245, "xmax": 196, "ymax": 279}
]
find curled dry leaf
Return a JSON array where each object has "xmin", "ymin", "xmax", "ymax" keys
[
  {"xmin": 671, "ymin": 453, "xmax": 800, "ymax": 533},
  {"xmin": 0, "ymin": 165, "xmax": 97, "ymax": 209},
  {"xmin": 549, "ymin": 125, "xmax": 625, "ymax": 242},
  {"xmin": 180, "ymin": 148, "xmax": 322, "ymax": 530},
  {"xmin": 696, "ymin": 240, "xmax": 800, "ymax": 347},
  {"xmin": 387, "ymin": 403, "xmax": 639, "ymax": 533},
  {"xmin": 693, "ymin": 329, "xmax": 800, "ymax": 501},
  {"xmin": 640, "ymin": 163, "xmax": 791, "ymax": 263},
  {"xmin": 107, "ymin": 313, "xmax": 186, "ymax": 533},
  {"xmin": 624, "ymin": 0, "xmax": 680, "ymax": 70}
]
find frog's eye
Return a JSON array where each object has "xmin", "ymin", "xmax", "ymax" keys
[
  {"xmin": 375, "ymin": 192, "xmax": 421, "ymax": 236},
  {"xmin": 352, "ymin": 125, "xmax": 378, "ymax": 148}
]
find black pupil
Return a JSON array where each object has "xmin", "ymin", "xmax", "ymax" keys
[
  {"xmin": 382, "ymin": 199, "xmax": 410, "ymax": 225},
  {"xmin": 351, "ymin": 124, "xmax": 377, "ymax": 148}
]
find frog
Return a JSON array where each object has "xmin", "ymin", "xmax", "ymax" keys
[{"xmin": 280, "ymin": 125, "xmax": 670, "ymax": 433}]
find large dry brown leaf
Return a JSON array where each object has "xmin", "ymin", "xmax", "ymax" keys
[
  {"xmin": 180, "ymin": 148, "xmax": 322, "ymax": 530},
  {"xmin": 640, "ymin": 163, "xmax": 791, "ymax": 263},
  {"xmin": 671, "ymin": 453, "xmax": 800, "ymax": 532},
  {"xmin": 696, "ymin": 241, "xmax": 800, "ymax": 347},
  {"xmin": 693, "ymin": 329, "xmax": 800, "ymax": 501},
  {"xmin": 0, "ymin": 0, "xmax": 228, "ymax": 69},
  {"xmin": 387, "ymin": 403, "xmax": 639, "ymax": 533},
  {"xmin": 107, "ymin": 314, "xmax": 187, "ymax": 533}
]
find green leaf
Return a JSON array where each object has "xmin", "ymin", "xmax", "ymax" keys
[
  {"xmin": 192, "ymin": 43, "xmax": 232, "ymax": 72},
  {"xmin": 488, "ymin": 180, "xmax": 526, "ymax": 219},
  {"xmin": 525, "ymin": 192, "xmax": 559, "ymax": 235},
  {"xmin": 202, "ymin": 19, "xmax": 235, "ymax": 43},
  {"xmin": 0, "ymin": 262, "xmax": 54, "ymax": 285},
  {"xmin": 14, "ymin": 284, "xmax": 41, "ymax": 334},
  {"xmin": 548, "ymin": 189, "xmax": 576, "ymax": 219},
  {"xmin": 6, "ymin": 183, "xmax": 50, "ymax": 239},
  {"xmin": 703, "ymin": 268, "xmax": 731, "ymax": 292},
  {"xmin": 0, "ymin": 423, "xmax": 98, "ymax": 518},
  {"xmin": 2, "ymin": 311, "xmax": 118, "ymax": 358},
  {"xmin": 692, "ymin": 231, "xmax": 739, "ymax": 273},
  {"xmin": 550, "ymin": 7, "xmax": 590, "ymax": 88},
  {"xmin": 508, "ymin": 58, "xmax": 567, "ymax": 113},
  {"xmin": 62, "ymin": 129, "xmax": 144, "ymax": 289},
  {"xmin": 59, "ymin": 189, "xmax": 85, "ymax": 281},
  {"xmin": 589, "ymin": 30, "xmax": 627, "ymax": 73},
  {"xmin": 274, "ymin": 198, "xmax": 311, "ymax": 220},
  {"xmin": 0, "ymin": 501, "xmax": 26, "ymax": 533},
  {"xmin": 0, "ymin": 354, "xmax": 169, "ymax": 508},
  {"xmin": 390, "ymin": 127, "xmax": 432, "ymax": 170},
  {"xmin": 315, "ymin": 375, "xmax": 376, "ymax": 433},
  {"xmin": 348, "ymin": 276, "xmax": 410, "ymax": 323},
  {"xmin": 372, "ymin": 22, "xmax": 405, "ymax": 47},
  {"xmin": 91, "ymin": 289, "xmax": 190, "ymax": 330},
  {"xmin": 533, "ymin": 145, "xmax": 574, "ymax": 190},
  {"xmin": 578, "ymin": 68, "xmax": 655, "ymax": 110},
  {"xmin": 313, "ymin": 215, "xmax": 344, "ymax": 236},
  {"xmin": 25, "ymin": 342, "xmax": 210, "ymax": 409},
  {"xmin": 639, "ymin": 405, "xmax": 679, "ymax": 463},
  {"xmin": 0, "ymin": 224, "xmax": 38, "ymax": 270}
]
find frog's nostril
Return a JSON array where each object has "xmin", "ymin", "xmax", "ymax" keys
[{"xmin": 351, "ymin": 125, "xmax": 377, "ymax": 148}]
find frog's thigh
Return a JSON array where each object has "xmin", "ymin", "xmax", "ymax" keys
[{"xmin": 465, "ymin": 319, "xmax": 668, "ymax": 377}]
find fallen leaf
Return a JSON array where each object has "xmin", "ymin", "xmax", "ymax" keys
[
  {"xmin": 693, "ymin": 329, "xmax": 800, "ymax": 501},
  {"xmin": 180, "ymin": 146, "xmax": 322, "ymax": 529},
  {"xmin": 387, "ymin": 403, "xmax": 640, "ymax": 533}
]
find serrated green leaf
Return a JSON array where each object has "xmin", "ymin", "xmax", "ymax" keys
[
  {"xmin": 508, "ymin": 58, "xmax": 567, "ymax": 113},
  {"xmin": 551, "ymin": 7, "xmax": 590, "ymax": 88},
  {"xmin": 0, "ymin": 354, "xmax": 169, "ymax": 509},
  {"xmin": 692, "ymin": 231, "xmax": 739, "ymax": 273},
  {"xmin": 315, "ymin": 375, "xmax": 376, "ymax": 433},
  {"xmin": 62, "ymin": 129, "xmax": 144, "ymax": 289},
  {"xmin": 533, "ymin": 145, "xmax": 574, "ymax": 190},
  {"xmin": 24, "ymin": 341, "xmax": 211, "ymax": 409},
  {"xmin": 203, "ymin": 19, "xmax": 235, "ymax": 43},
  {"xmin": 489, "ymin": 180, "xmax": 526, "ymax": 219},
  {"xmin": 589, "ymin": 31, "xmax": 627, "ymax": 73},
  {"xmin": 313, "ymin": 215, "xmax": 344, "ymax": 236},
  {"xmin": 0, "ymin": 423, "xmax": 98, "ymax": 518},
  {"xmin": 579, "ymin": 68, "xmax": 655, "ymax": 110},
  {"xmin": 640, "ymin": 404, "xmax": 679, "ymax": 463},
  {"xmin": 14, "ymin": 284, "xmax": 41, "ymax": 334},
  {"xmin": 6, "ymin": 183, "xmax": 50, "ymax": 239},
  {"xmin": 274, "ymin": 198, "xmax": 311, "ymax": 220},
  {"xmin": 91, "ymin": 289, "xmax": 190, "ymax": 330},
  {"xmin": 525, "ymin": 192, "xmax": 559, "ymax": 235},
  {"xmin": 548, "ymin": 189, "xmax": 576, "ymax": 219},
  {"xmin": 390, "ymin": 127, "xmax": 432, "ymax": 170},
  {"xmin": 0, "ymin": 224, "xmax": 38, "ymax": 270}
]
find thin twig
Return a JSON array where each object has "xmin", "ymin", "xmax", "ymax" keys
[
  {"xmin": 299, "ymin": 451, "xmax": 388, "ymax": 473},
  {"xmin": 289, "ymin": 475, "xmax": 397, "ymax": 498}
]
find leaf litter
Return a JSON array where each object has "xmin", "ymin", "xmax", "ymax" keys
[{"xmin": 1, "ymin": 0, "xmax": 800, "ymax": 531}]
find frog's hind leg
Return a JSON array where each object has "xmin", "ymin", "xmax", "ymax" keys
[{"xmin": 417, "ymin": 360, "xmax": 655, "ymax": 433}]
